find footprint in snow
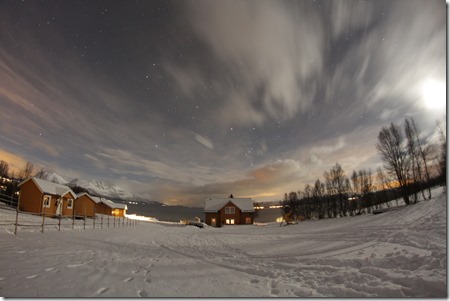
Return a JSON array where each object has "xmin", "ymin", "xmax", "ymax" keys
[
  {"xmin": 145, "ymin": 277, "xmax": 152, "ymax": 284},
  {"xmin": 123, "ymin": 277, "xmax": 134, "ymax": 283},
  {"xmin": 26, "ymin": 275, "xmax": 39, "ymax": 279},
  {"xmin": 250, "ymin": 279, "xmax": 260, "ymax": 284},
  {"xmin": 138, "ymin": 290, "xmax": 148, "ymax": 297},
  {"xmin": 271, "ymin": 288, "xmax": 280, "ymax": 295},
  {"xmin": 96, "ymin": 287, "xmax": 108, "ymax": 294},
  {"xmin": 67, "ymin": 263, "xmax": 84, "ymax": 268}
]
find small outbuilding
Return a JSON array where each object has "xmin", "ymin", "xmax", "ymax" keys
[
  {"xmin": 18, "ymin": 177, "xmax": 77, "ymax": 216},
  {"xmin": 75, "ymin": 193, "xmax": 101, "ymax": 218},
  {"xmin": 95, "ymin": 198, "xmax": 127, "ymax": 217},
  {"xmin": 204, "ymin": 197, "xmax": 255, "ymax": 227}
]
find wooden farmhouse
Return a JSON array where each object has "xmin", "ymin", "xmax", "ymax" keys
[
  {"xmin": 18, "ymin": 177, "xmax": 77, "ymax": 216},
  {"xmin": 95, "ymin": 198, "xmax": 127, "ymax": 217},
  {"xmin": 74, "ymin": 193, "xmax": 101, "ymax": 218},
  {"xmin": 204, "ymin": 197, "xmax": 255, "ymax": 227}
]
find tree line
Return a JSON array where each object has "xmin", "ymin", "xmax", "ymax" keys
[
  {"xmin": 0, "ymin": 161, "xmax": 90, "ymax": 202},
  {"xmin": 281, "ymin": 117, "xmax": 446, "ymax": 220}
]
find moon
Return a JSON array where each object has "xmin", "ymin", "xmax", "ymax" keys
[{"xmin": 421, "ymin": 78, "xmax": 446, "ymax": 110}]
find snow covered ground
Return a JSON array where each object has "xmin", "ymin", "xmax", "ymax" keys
[{"xmin": 0, "ymin": 188, "xmax": 446, "ymax": 297}]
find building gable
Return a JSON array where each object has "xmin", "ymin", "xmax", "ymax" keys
[
  {"xmin": 19, "ymin": 177, "xmax": 76, "ymax": 198},
  {"xmin": 204, "ymin": 198, "xmax": 255, "ymax": 213}
]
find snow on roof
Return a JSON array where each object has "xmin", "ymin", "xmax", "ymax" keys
[
  {"xmin": 90, "ymin": 196, "xmax": 102, "ymax": 204},
  {"xmin": 100, "ymin": 198, "xmax": 127, "ymax": 210},
  {"xmin": 77, "ymin": 193, "xmax": 101, "ymax": 204},
  {"xmin": 19, "ymin": 177, "xmax": 77, "ymax": 199},
  {"xmin": 204, "ymin": 198, "xmax": 255, "ymax": 213}
]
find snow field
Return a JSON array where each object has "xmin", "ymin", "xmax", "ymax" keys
[{"xmin": 0, "ymin": 187, "xmax": 446, "ymax": 297}]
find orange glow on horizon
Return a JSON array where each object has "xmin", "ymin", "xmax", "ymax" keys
[{"xmin": 0, "ymin": 149, "xmax": 29, "ymax": 175}]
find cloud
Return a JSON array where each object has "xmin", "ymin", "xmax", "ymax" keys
[
  {"xmin": 153, "ymin": 159, "xmax": 306, "ymax": 206},
  {"xmin": 94, "ymin": 147, "xmax": 246, "ymax": 187},
  {"xmin": 310, "ymin": 137, "xmax": 346, "ymax": 156},
  {"xmin": 0, "ymin": 149, "xmax": 29, "ymax": 174},
  {"xmin": 330, "ymin": 0, "xmax": 375, "ymax": 39},
  {"xmin": 170, "ymin": 0, "xmax": 324, "ymax": 126},
  {"xmin": 194, "ymin": 133, "xmax": 214, "ymax": 150}
]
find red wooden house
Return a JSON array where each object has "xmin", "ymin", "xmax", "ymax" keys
[
  {"xmin": 18, "ymin": 177, "xmax": 77, "ymax": 216},
  {"xmin": 204, "ymin": 197, "xmax": 255, "ymax": 227}
]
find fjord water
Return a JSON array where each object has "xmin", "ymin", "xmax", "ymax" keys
[{"xmin": 126, "ymin": 202, "xmax": 282, "ymax": 223}]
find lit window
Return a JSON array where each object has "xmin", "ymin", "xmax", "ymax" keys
[
  {"xmin": 226, "ymin": 219, "xmax": 235, "ymax": 225},
  {"xmin": 245, "ymin": 217, "xmax": 252, "ymax": 224},
  {"xmin": 225, "ymin": 206, "xmax": 235, "ymax": 214},
  {"xmin": 43, "ymin": 195, "xmax": 51, "ymax": 208},
  {"xmin": 67, "ymin": 199, "xmax": 73, "ymax": 209}
]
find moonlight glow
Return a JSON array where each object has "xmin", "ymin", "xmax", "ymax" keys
[{"xmin": 421, "ymin": 79, "xmax": 446, "ymax": 110}]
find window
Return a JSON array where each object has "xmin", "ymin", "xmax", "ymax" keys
[
  {"xmin": 225, "ymin": 206, "xmax": 235, "ymax": 214},
  {"xmin": 245, "ymin": 217, "xmax": 252, "ymax": 224},
  {"xmin": 226, "ymin": 218, "xmax": 235, "ymax": 225},
  {"xmin": 67, "ymin": 199, "xmax": 73, "ymax": 209},
  {"xmin": 43, "ymin": 195, "xmax": 51, "ymax": 208}
]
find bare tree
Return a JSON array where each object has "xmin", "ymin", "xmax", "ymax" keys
[
  {"xmin": 352, "ymin": 169, "xmax": 374, "ymax": 211},
  {"xmin": 405, "ymin": 118, "xmax": 419, "ymax": 203},
  {"xmin": 19, "ymin": 161, "xmax": 34, "ymax": 180},
  {"xmin": 324, "ymin": 163, "xmax": 349, "ymax": 217},
  {"xmin": 312, "ymin": 179, "xmax": 325, "ymax": 219},
  {"xmin": 0, "ymin": 160, "xmax": 9, "ymax": 178},
  {"xmin": 405, "ymin": 117, "xmax": 432, "ymax": 200},
  {"xmin": 34, "ymin": 167, "xmax": 47, "ymax": 179},
  {"xmin": 376, "ymin": 123, "xmax": 411, "ymax": 205},
  {"xmin": 412, "ymin": 118, "xmax": 432, "ymax": 199},
  {"xmin": 437, "ymin": 120, "xmax": 447, "ymax": 188}
]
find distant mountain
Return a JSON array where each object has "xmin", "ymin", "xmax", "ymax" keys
[
  {"xmin": 36, "ymin": 171, "xmax": 157, "ymax": 204},
  {"xmin": 38, "ymin": 172, "xmax": 69, "ymax": 185},
  {"xmin": 68, "ymin": 178, "xmax": 133, "ymax": 200}
]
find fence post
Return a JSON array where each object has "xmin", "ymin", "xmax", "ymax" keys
[
  {"xmin": 93, "ymin": 206, "xmax": 96, "ymax": 229},
  {"xmin": 41, "ymin": 205, "xmax": 46, "ymax": 233},
  {"xmin": 58, "ymin": 213, "xmax": 61, "ymax": 231},
  {"xmin": 14, "ymin": 192, "xmax": 21, "ymax": 235},
  {"xmin": 107, "ymin": 215, "xmax": 109, "ymax": 228},
  {"xmin": 101, "ymin": 214, "xmax": 103, "ymax": 229}
]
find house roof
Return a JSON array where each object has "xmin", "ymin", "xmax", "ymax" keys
[
  {"xmin": 19, "ymin": 177, "xmax": 77, "ymax": 199},
  {"xmin": 99, "ymin": 198, "xmax": 127, "ymax": 210},
  {"xmin": 77, "ymin": 193, "xmax": 101, "ymax": 204},
  {"xmin": 204, "ymin": 198, "xmax": 255, "ymax": 213}
]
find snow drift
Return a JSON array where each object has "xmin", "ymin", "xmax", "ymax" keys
[{"xmin": 0, "ymin": 188, "xmax": 446, "ymax": 297}]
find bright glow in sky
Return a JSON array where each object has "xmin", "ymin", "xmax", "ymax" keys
[{"xmin": 421, "ymin": 78, "xmax": 446, "ymax": 110}]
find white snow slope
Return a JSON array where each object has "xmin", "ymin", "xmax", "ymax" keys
[{"xmin": 0, "ymin": 188, "xmax": 446, "ymax": 298}]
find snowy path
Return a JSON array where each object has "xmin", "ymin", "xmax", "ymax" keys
[{"xmin": 0, "ymin": 189, "xmax": 446, "ymax": 297}]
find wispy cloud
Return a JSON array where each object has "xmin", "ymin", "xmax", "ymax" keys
[
  {"xmin": 194, "ymin": 133, "xmax": 214, "ymax": 150},
  {"xmin": 167, "ymin": 0, "xmax": 324, "ymax": 127}
]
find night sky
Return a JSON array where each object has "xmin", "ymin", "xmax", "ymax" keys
[{"xmin": 0, "ymin": 0, "xmax": 446, "ymax": 206}]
